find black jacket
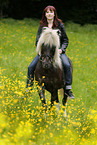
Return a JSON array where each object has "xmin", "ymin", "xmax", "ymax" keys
[{"xmin": 36, "ymin": 21, "xmax": 69, "ymax": 53}]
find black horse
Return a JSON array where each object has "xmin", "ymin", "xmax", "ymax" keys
[{"xmin": 35, "ymin": 27, "xmax": 72, "ymax": 117}]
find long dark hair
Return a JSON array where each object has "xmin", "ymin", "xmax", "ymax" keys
[{"xmin": 40, "ymin": 6, "xmax": 63, "ymax": 28}]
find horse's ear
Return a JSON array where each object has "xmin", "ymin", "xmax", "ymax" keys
[{"xmin": 57, "ymin": 29, "xmax": 61, "ymax": 37}]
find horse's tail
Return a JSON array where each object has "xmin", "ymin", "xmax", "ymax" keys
[{"xmin": 67, "ymin": 57, "xmax": 73, "ymax": 84}]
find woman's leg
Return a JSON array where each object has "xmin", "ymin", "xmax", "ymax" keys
[
  {"xmin": 26, "ymin": 55, "xmax": 39, "ymax": 88},
  {"xmin": 60, "ymin": 53, "xmax": 74, "ymax": 99},
  {"xmin": 61, "ymin": 53, "xmax": 72, "ymax": 88}
]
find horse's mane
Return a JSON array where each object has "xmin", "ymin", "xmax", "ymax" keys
[{"xmin": 36, "ymin": 27, "xmax": 62, "ymax": 69}]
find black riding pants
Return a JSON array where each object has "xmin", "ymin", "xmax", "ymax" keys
[{"xmin": 26, "ymin": 54, "xmax": 72, "ymax": 88}]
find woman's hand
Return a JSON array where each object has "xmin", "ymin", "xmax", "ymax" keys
[
  {"xmin": 58, "ymin": 49, "xmax": 62, "ymax": 54},
  {"xmin": 39, "ymin": 51, "xmax": 41, "ymax": 56}
]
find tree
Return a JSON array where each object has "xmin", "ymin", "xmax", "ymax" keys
[{"xmin": 0, "ymin": 0, "xmax": 9, "ymax": 17}]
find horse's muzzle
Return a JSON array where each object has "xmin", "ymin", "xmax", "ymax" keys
[
  {"xmin": 42, "ymin": 62, "xmax": 53, "ymax": 69},
  {"xmin": 45, "ymin": 64, "xmax": 48, "ymax": 69}
]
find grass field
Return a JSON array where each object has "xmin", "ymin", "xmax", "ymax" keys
[{"xmin": 0, "ymin": 18, "xmax": 97, "ymax": 145}]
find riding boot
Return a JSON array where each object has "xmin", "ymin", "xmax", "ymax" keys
[{"xmin": 66, "ymin": 89, "xmax": 75, "ymax": 99}]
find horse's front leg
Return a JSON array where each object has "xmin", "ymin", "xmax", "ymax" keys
[
  {"xmin": 37, "ymin": 85, "xmax": 47, "ymax": 113},
  {"xmin": 62, "ymin": 88, "xmax": 68, "ymax": 118},
  {"xmin": 50, "ymin": 90, "xmax": 60, "ymax": 116}
]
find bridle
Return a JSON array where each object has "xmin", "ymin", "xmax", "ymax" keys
[{"xmin": 40, "ymin": 54, "xmax": 53, "ymax": 64}]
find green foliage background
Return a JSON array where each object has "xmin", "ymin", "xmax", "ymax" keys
[
  {"xmin": 0, "ymin": 18, "xmax": 97, "ymax": 145},
  {"xmin": 0, "ymin": 0, "xmax": 97, "ymax": 24}
]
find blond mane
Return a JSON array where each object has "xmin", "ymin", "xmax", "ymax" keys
[{"xmin": 36, "ymin": 27, "xmax": 62, "ymax": 69}]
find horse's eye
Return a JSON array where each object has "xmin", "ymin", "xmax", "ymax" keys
[
  {"xmin": 40, "ymin": 57, "xmax": 42, "ymax": 60},
  {"xmin": 41, "ymin": 56, "xmax": 45, "ymax": 61}
]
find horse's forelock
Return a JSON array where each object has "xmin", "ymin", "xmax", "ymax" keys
[{"xmin": 37, "ymin": 28, "xmax": 60, "ymax": 50}]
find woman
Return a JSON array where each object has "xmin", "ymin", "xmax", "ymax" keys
[{"xmin": 26, "ymin": 6, "xmax": 74, "ymax": 99}]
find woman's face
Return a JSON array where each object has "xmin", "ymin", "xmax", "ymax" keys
[{"xmin": 45, "ymin": 9, "xmax": 55, "ymax": 21}]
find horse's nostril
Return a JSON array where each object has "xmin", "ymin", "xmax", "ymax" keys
[{"xmin": 45, "ymin": 64, "xmax": 48, "ymax": 68}]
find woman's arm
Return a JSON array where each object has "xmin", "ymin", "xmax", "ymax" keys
[
  {"xmin": 35, "ymin": 25, "xmax": 42, "ymax": 46},
  {"xmin": 60, "ymin": 23, "xmax": 69, "ymax": 53}
]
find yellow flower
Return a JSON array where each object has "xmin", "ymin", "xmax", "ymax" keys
[
  {"xmin": 50, "ymin": 132, "xmax": 53, "ymax": 137},
  {"xmin": 14, "ymin": 91, "xmax": 23, "ymax": 96},
  {"xmin": 90, "ymin": 128, "xmax": 95, "ymax": 134}
]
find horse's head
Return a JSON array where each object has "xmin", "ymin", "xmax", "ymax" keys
[
  {"xmin": 40, "ymin": 43, "xmax": 56, "ymax": 69},
  {"xmin": 37, "ymin": 27, "xmax": 62, "ymax": 69}
]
